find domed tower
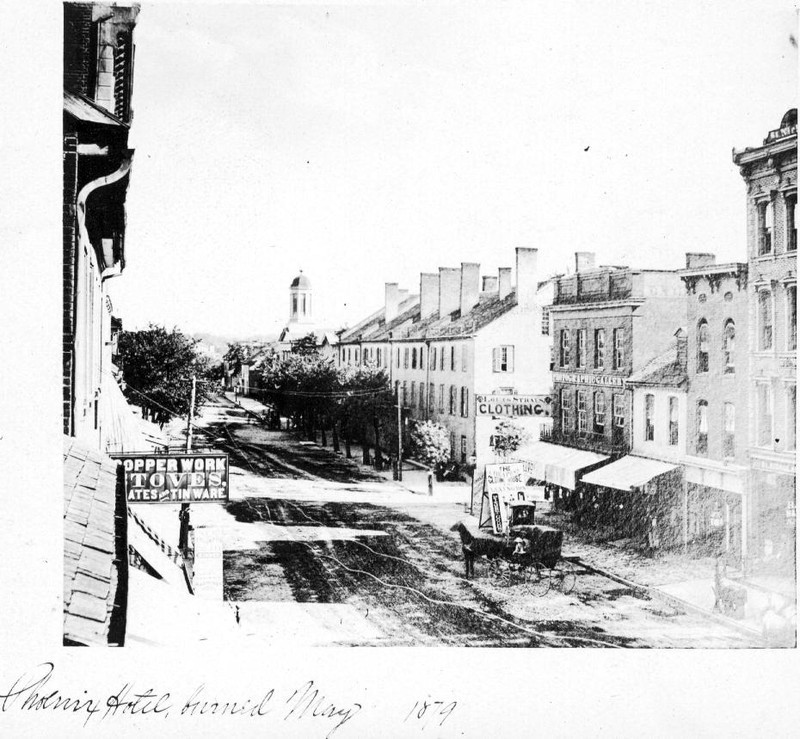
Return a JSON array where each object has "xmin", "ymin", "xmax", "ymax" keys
[{"xmin": 288, "ymin": 270, "xmax": 313, "ymax": 327}]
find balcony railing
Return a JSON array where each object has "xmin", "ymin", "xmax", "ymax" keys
[{"xmin": 540, "ymin": 426, "xmax": 629, "ymax": 456}]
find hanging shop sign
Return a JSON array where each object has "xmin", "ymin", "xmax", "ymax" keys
[
  {"xmin": 115, "ymin": 453, "xmax": 229, "ymax": 504},
  {"xmin": 552, "ymin": 372, "xmax": 625, "ymax": 388},
  {"xmin": 475, "ymin": 394, "xmax": 552, "ymax": 417}
]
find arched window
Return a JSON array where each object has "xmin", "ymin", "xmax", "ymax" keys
[
  {"xmin": 723, "ymin": 319, "xmax": 735, "ymax": 373},
  {"xmin": 696, "ymin": 400, "xmax": 709, "ymax": 455},
  {"xmin": 697, "ymin": 319, "xmax": 709, "ymax": 373},
  {"xmin": 758, "ymin": 290, "xmax": 773, "ymax": 350}
]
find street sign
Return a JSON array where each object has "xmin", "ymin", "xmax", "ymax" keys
[{"xmin": 114, "ymin": 453, "xmax": 229, "ymax": 504}]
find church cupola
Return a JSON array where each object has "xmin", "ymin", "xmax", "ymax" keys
[{"xmin": 289, "ymin": 270, "xmax": 313, "ymax": 326}]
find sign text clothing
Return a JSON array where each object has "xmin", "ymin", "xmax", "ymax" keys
[
  {"xmin": 116, "ymin": 453, "xmax": 229, "ymax": 503},
  {"xmin": 475, "ymin": 394, "xmax": 552, "ymax": 417}
]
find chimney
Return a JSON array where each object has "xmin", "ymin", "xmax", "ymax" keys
[
  {"xmin": 685, "ymin": 252, "xmax": 716, "ymax": 269},
  {"xmin": 385, "ymin": 283, "xmax": 400, "ymax": 323},
  {"xmin": 438, "ymin": 267, "xmax": 461, "ymax": 317},
  {"xmin": 459, "ymin": 262, "xmax": 480, "ymax": 316},
  {"xmin": 515, "ymin": 247, "xmax": 539, "ymax": 311},
  {"xmin": 498, "ymin": 267, "xmax": 513, "ymax": 300},
  {"xmin": 574, "ymin": 251, "xmax": 596, "ymax": 273},
  {"xmin": 420, "ymin": 273, "xmax": 439, "ymax": 319},
  {"xmin": 675, "ymin": 327, "xmax": 687, "ymax": 370},
  {"xmin": 482, "ymin": 275, "xmax": 499, "ymax": 293}
]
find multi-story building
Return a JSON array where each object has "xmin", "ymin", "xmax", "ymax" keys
[
  {"xmin": 678, "ymin": 254, "xmax": 750, "ymax": 560},
  {"xmin": 337, "ymin": 248, "xmax": 554, "ymax": 467},
  {"xmin": 63, "ymin": 1, "xmax": 139, "ymax": 449},
  {"xmin": 549, "ymin": 253, "xmax": 686, "ymax": 455},
  {"xmin": 733, "ymin": 109, "xmax": 797, "ymax": 564}
]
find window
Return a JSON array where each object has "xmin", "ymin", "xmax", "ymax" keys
[
  {"xmin": 576, "ymin": 329, "xmax": 586, "ymax": 368},
  {"xmin": 461, "ymin": 344, "xmax": 468, "ymax": 372},
  {"xmin": 787, "ymin": 385, "xmax": 797, "ymax": 451},
  {"xmin": 577, "ymin": 391, "xmax": 587, "ymax": 432},
  {"xmin": 560, "ymin": 389, "xmax": 573, "ymax": 431},
  {"xmin": 788, "ymin": 285, "xmax": 797, "ymax": 351},
  {"xmin": 559, "ymin": 330, "xmax": 570, "ymax": 367},
  {"xmin": 355, "ymin": 349, "xmax": 360, "ymax": 364},
  {"xmin": 668, "ymin": 396, "xmax": 679, "ymax": 446},
  {"xmin": 594, "ymin": 329, "xmax": 605, "ymax": 369},
  {"xmin": 429, "ymin": 383, "xmax": 435, "ymax": 413},
  {"xmin": 402, "ymin": 381, "xmax": 407, "ymax": 407},
  {"xmin": 419, "ymin": 385, "xmax": 425, "ymax": 411},
  {"xmin": 450, "ymin": 346, "xmax": 456, "ymax": 371},
  {"xmin": 460, "ymin": 436, "xmax": 468, "ymax": 463},
  {"xmin": 759, "ymin": 200, "xmax": 774, "ymax": 255},
  {"xmin": 412, "ymin": 347, "xmax": 417, "ymax": 369},
  {"xmin": 449, "ymin": 385, "xmax": 457, "ymax": 415},
  {"xmin": 541, "ymin": 306, "xmax": 550, "ymax": 335},
  {"xmin": 613, "ymin": 328, "xmax": 624, "ymax": 370},
  {"xmin": 460, "ymin": 387, "xmax": 469, "ymax": 417},
  {"xmin": 410, "ymin": 381, "xmax": 416, "ymax": 407},
  {"xmin": 440, "ymin": 346, "xmax": 445, "ymax": 371},
  {"xmin": 644, "ymin": 394, "xmax": 655, "ymax": 441},
  {"xmin": 697, "ymin": 319, "xmax": 709, "ymax": 373},
  {"xmin": 723, "ymin": 403, "xmax": 735, "ymax": 458},
  {"xmin": 788, "ymin": 194, "xmax": 797, "ymax": 251},
  {"xmin": 292, "ymin": 294, "xmax": 298, "ymax": 314},
  {"xmin": 696, "ymin": 400, "xmax": 708, "ymax": 455},
  {"xmin": 439, "ymin": 384, "xmax": 445, "ymax": 413},
  {"xmin": 396, "ymin": 347, "xmax": 400, "ymax": 368},
  {"xmin": 613, "ymin": 393, "xmax": 625, "ymax": 428},
  {"xmin": 593, "ymin": 392, "xmax": 605, "ymax": 434},
  {"xmin": 419, "ymin": 346, "xmax": 425, "ymax": 370},
  {"xmin": 450, "ymin": 432, "xmax": 456, "ymax": 459},
  {"xmin": 757, "ymin": 383, "xmax": 773, "ymax": 447},
  {"xmin": 431, "ymin": 347, "xmax": 437, "ymax": 370},
  {"xmin": 723, "ymin": 320, "xmax": 735, "ymax": 373},
  {"xmin": 404, "ymin": 347, "xmax": 409, "ymax": 368},
  {"xmin": 395, "ymin": 380, "xmax": 400, "ymax": 400},
  {"xmin": 493, "ymin": 346, "xmax": 514, "ymax": 372},
  {"xmin": 758, "ymin": 290, "xmax": 773, "ymax": 350}
]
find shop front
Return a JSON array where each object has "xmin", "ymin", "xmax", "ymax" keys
[{"xmin": 580, "ymin": 456, "xmax": 683, "ymax": 547}]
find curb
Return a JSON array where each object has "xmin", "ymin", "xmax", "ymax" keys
[{"xmin": 572, "ymin": 557, "xmax": 767, "ymax": 644}]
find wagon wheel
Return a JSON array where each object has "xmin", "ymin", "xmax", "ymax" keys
[
  {"xmin": 487, "ymin": 557, "xmax": 512, "ymax": 587},
  {"xmin": 522, "ymin": 562, "xmax": 551, "ymax": 597},
  {"xmin": 550, "ymin": 560, "xmax": 577, "ymax": 595}
]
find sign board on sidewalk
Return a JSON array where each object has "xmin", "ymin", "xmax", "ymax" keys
[
  {"xmin": 114, "ymin": 453, "xmax": 229, "ymax": 504},
  {"xmin": 483, "ymin": 462, "xmax": 525, "ymax": 533}
]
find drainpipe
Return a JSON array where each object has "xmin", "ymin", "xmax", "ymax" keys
[{"xmin": 73, "ymin": 153, "xmax": 133, "ymax": 438}]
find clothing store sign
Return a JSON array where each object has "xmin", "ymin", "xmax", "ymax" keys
[
  {"xmin": 475, "ymin": 394, "xmax": 552, "ymax": 417},
  {"xmin": 115, "ymin": 453, "xmax": 229, "ymax": 503}
]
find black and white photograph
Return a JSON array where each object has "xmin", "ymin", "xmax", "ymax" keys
[{"xmin": 2, "ymin": 0, "xmax": 800, "ymax": 735}]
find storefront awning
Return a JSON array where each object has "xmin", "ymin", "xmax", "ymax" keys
[
  {"xmin": 518, "ymin": 442, "xmax": 609, "ymax": 491},
  {"xmin": 581, "ymin": 456, "xmax": 679, "ymax": 492}
]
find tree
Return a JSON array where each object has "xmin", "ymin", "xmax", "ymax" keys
[
  {"xmin": 409, "ymin": 420, "xmax": 451, "ymax": 473},
  {"xmin": 224, "ymin": 342, "xmax": 247, "ymax": 375},
  {"xmin": 117, "ymin": 324, "xmax": 215, "ymax": 426},
  {"xmin": 291, "ymin": 332, "xmax": 320, "ymax": 356},
  {"xmin": 492, "ymin": 419, "xmax": 531, "ymax": 459}
]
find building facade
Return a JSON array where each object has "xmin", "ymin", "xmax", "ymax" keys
[
  {"xmin": 678, "ymin": 255, "xmax": 750, "ymax": 560},
  {"xmin": 733, "ymin": 109, "xmax": 797, "ymax": 565},
  {"xmin": 338, "ymin": 248, "xmax": 554, "ymax": 466},
  {"xmin": 63, "ymin": 1, "xmax": 139, "ymax": 449},
  {"xmin": 549, "ymin": 253, "xmax": 686, "ymax": 457}
]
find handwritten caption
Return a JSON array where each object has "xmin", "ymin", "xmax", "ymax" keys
[{"xmin": 0, "ymin": 663, "xmax": 457, "ymax": 737}]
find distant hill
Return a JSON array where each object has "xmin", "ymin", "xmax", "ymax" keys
[{"xmin": 192, "ymin": 332, "xmax": 280, "ymax": 349}]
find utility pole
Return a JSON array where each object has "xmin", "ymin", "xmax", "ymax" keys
[{"xmin": 178, "ymin": 374, "xmax": 197, "ymax": 555}]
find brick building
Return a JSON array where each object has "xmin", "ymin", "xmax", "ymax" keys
[
  {"xmin": 678, "ymin": 255, "xmax": 750, "ymax": 560},
  {"xmin": 733, "ymin": 109, "xmax": 797, "ymax": 565},
  {"xmin": 63, "ymin": 1, "xmax": 139, "ymax": 448}
]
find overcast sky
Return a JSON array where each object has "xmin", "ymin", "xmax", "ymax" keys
[{"xmin": 109, "ymin": 0, "xmax": 797, "ymax": 339}]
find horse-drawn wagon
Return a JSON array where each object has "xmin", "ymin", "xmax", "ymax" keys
[{"xmin": 455, "ymin": 502, "xmax": 576, "ymax": 596}]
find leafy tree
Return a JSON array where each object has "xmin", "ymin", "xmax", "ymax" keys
[
  {"xmin": 409, "ymin": 420, "xmax": 451, "ymax": 473},
  {"xmin": 224, "ymin": 342, "xmax": 247, "ymax": 375},
  {"xmin": 492, "ymin": 419, "xmax": 531, "ymax": 459},
  {"xmin": 291, "ymin": 332, "xmax": 320, "ymax": 356},
  {"xmin": 117, "ymin": 324, "xmax": 215, "ymax": 427}
]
